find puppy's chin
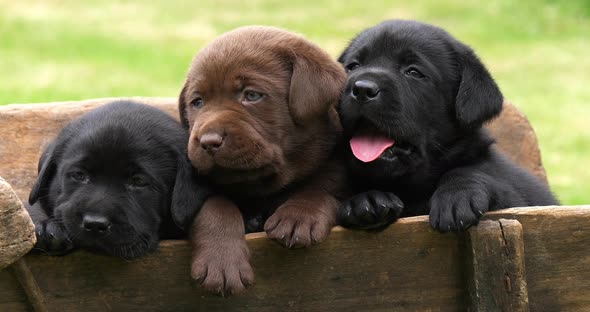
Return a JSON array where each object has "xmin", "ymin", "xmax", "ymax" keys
[
  {"xmin": 188, "ymin": 146, "xmax": 278, "ymax": 174},
  {"xmin": 188, "ymin": 129, "xmax": 285, "ymax": 187},
  {"xmin": 95, "ymin": 235, "xmax": 159, "ymax": 260},
  {"xmin": 57, "ymin": 205, "xmax": 159, "ymax": 260},
  {"xmin": 71, "ymin": 226, "xmax": 159, "ymax": 260}
]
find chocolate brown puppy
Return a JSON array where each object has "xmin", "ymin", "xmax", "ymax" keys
[{"xmin": 178, "ymin": 26, "xmax": 346, "ymax": 295}]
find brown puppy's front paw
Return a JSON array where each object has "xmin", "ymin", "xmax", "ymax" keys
[
  {"xmin": 264, "ymin": 205, "xmax": 333, "ymax": 248},
  {"xmin": 191, "ymin": 243, "xmax": 254, "ymax": 296}
]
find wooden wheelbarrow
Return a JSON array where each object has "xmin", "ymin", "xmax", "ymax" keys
[{"xmin": 1, "ymin": 98, "xmax": 588, "ymax": 311}]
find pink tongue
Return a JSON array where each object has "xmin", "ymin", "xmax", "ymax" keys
[{"xmin": 350, "ymin": 136, "xmax": 395, "ymax": 162}]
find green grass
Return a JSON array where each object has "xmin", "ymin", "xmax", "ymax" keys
[{"xmin": 1, "ymin": 0, "xmax": 588, "ymax": 204}]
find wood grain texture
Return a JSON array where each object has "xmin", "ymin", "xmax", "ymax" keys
[
  {"xmin": 468, "ymin": 219, "xmax": 529, "ymax": 312},
  {"xmin": 1, "ymin": 221, "xmax": 468, "ymax": 312},
  {"xmin": 0, "ymin": 267, "xmax": 30, "ymax": 312},
  {"xmin": 0, "ymin": 177, "xmax": 36, "ymax": 269},
  {"xmin": 484, "ymin": 206, "xmax": 590, "ymax": 312},
  {"xmin": 487, "ymin": 100, "xmax": 548, "ymax": 184},
  {"xmin": 1, "ymin": 206, "xmax": 588, "ymax": 311},
  {"xmin": 0, "ymin": 98, "xmax": 546, "ymax": 202},
  {"xmin": 10, "ymin": 258, "xmax": 48, "ymax": 312}
]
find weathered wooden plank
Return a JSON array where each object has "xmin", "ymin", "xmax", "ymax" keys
[
  {"xmin": 468, "ymin": 219, "xmax": 529, "ymax": 312},
  {"xmin": 486, "ymin": 103, "xmax": 548, "ymax": 183},
  {"xmin": 11, "ymin": 258, "xmax": 48, "ymax": 312},
  {"xmin": 5, "ymin": 220, "xmax": 467, "ymax": 312},
  {"xmin": 484, "ymin": 206, "xmax": 590, "ymax": 312},
  {"xmin": 1, "ymin": 206, "xmax": 588, "ymax": 311},
  {"xmin": 0, "ymin": 177, "xmax": 36, "ymax": 269},
  {"xmin": 0, "ymin": 268, "xmax": 30, "ymax": 312}
]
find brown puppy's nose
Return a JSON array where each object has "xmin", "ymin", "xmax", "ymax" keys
[{"xmin": 200, "ymin": 132, "xmax": 224, "ymax": 153}]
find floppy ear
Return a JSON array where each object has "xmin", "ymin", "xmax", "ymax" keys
[
  {"xmin": 170, "ymin": 153, "xmax": 210, "ymax": 231},
  {"xmin": 288, "ymin": 55, "xmax": 346, "ymax": 124},
  {"xmin": 455, "ymin": 45, "xmax": 504, "ymax": 128},
  {"xmin": 178, "ymin": 83, "xmax": 190, "ymax": 129},
  {"xmin": 29, "ymin": 142, "xmax": 58, "ymax": 205}
]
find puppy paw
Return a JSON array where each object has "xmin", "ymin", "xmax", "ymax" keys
[
  {"xmin": 429, "ymin": 187, "xmax": 490, "ymax": 232},
  {"xmin": 338, "ymin": 191, "xmax": 404, "ymax": 230},
  {"xmin": 264, "ymin": 205, "xmax": 333, "ymax": 248},
  {"xmin": 191, "ymin": 242, "xmax": 254, "ymax": 296},
  {"xmin": 33, "ymin": 218, "xmax": 74, "ymax": 255}
]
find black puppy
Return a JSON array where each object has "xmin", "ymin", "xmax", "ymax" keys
[
  {"xmin": 27, "ymin": 101, "xmax": 208, "ymax": 259},
  {"xmin": 336, "ymin": 20, "xmax": 558, "ymax": 232}
]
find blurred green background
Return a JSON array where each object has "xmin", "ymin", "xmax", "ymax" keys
[{"xmin": 0, "ymin": 0, "xmax": 588, "ymax": 204}]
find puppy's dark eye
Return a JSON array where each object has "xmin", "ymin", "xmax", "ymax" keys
[
  {"xmin": 69, "ymin": 171, "xmax": 89, "ymax": 183},
  {"xmin": 130, "ymin": 175, "xmax": 150, "ymax": 187},
  {"xmin": 243, "ymin": 90, "xmax": 264, "ymax": 103},
  {"xmin": 190, "ymin": 97, "xmax": 204, "ymax": 108},
  {"xmin": 345, "ymin": 62, "xmax": 360, "ymax": 72},
  {"xmin": 405, "ymin": 68, "xmax": 425, "ymax": 79}
]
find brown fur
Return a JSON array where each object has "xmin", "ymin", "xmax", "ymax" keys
[
  {"xmin": 179, "ymin": 26, "xmax": 347, "ymax": 295},
  {"xmin": 190, "ymin": 196, "xmax": 253, "ymax": 295}
]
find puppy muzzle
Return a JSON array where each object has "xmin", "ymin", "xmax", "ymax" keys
[
  {"xmin": 346, "ymin": 67, "xmax": 395, "ymax": 102},
  {"xmin": 188, "ymin": 114, "xmax": 278, "ymax": 175}
]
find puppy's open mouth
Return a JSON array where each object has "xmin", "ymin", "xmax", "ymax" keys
[{"xmin": 349, "ymin": 122, "xmax": 412, "ymax": 163}]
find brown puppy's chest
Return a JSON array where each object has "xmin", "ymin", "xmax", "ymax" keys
[
  {"xmin": 210, "ymin": 166, "xmax": 309, "ymax": 216},
  {"xmin": 227, "ymin": 154, "xmax": 350, "ymax": 231},
  {"xmin": 231, "ymin": 191, "xmax": 291, "ymax": 221}
]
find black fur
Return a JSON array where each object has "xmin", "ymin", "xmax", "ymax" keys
[
  {"xmin": 336, "ymin": 20, "xmax": 558, "ymax": 232},
  {"xmin": 27, "ymin": 101, "xmax": 209, "ymax": 259}
]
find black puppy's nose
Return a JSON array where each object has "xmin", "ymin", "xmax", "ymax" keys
[
  {"xmin": 200, "ymin": 132, "xmax": 224, "ymax": 154},
  {"xmin": 351, "ymin": 80, "xmax": 380, "ymax": 102},
  {"xmin": 83, "ymin": 215, "xmax": 111, "ymax": 233}
]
